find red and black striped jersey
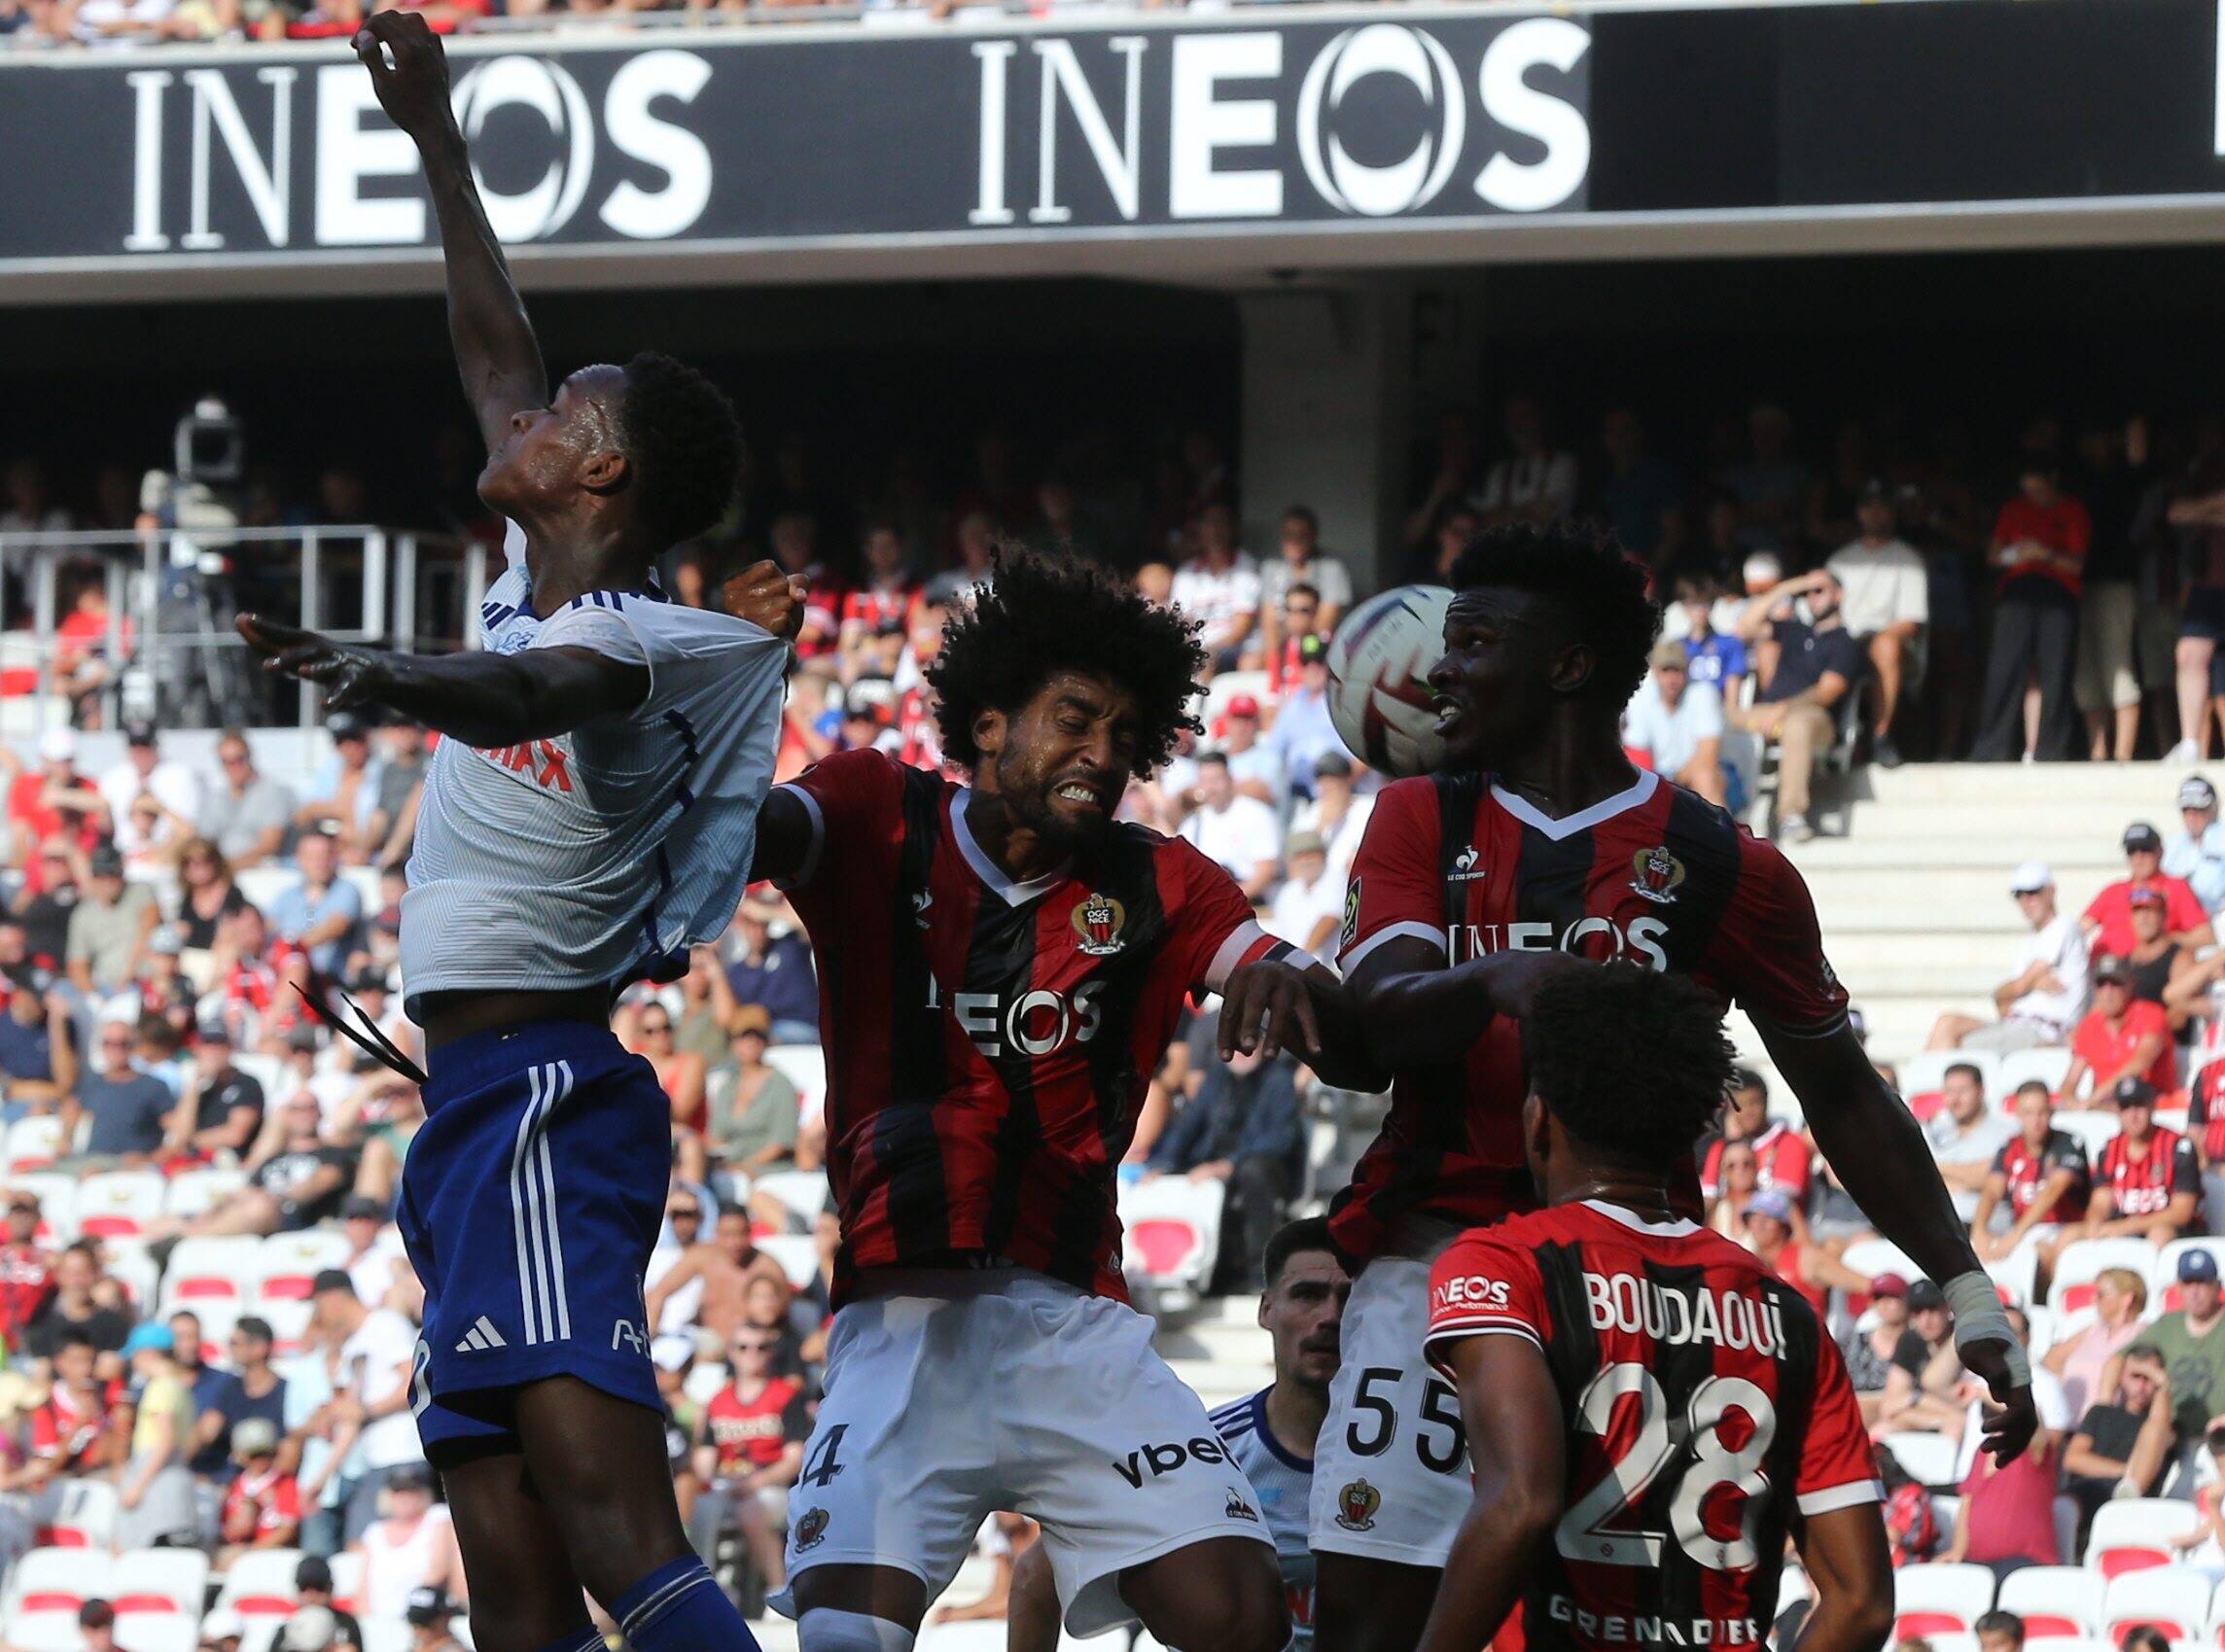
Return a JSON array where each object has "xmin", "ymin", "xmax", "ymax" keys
[
  {"xmin": 778, "ymin": 750, "xmax": 1283, "ymax": 1304},
  {"xmin": 2094, "ymin": 1126, "xmax": 2200, "ymax": 1219},
  {"xmin": 1424, "ymin": 1201, "xmax": 1881, "ymax": 1652},
  {"xmin": 1330, "ymin": 769, "xmax": 1848, "ymax": 1261},
  {"xmin": 1991, "ymin": 1129, "xmax": 2090, "ymax": 1220}
]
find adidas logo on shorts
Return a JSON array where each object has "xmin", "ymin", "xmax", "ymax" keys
[{"xmin": 455, "ymin": 1317, "xmax": 509, "ymax": 1353}]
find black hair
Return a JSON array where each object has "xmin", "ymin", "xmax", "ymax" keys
[
  {"xmin": 1943, "ymin": 1062, "xmax": 1985, "ymax": 1088},
  {"xmin": 928, "ymin": 550, "xmax": 1207, "ymax": 775},
  {"xmin": 55, "ymin": 1327, "xmax": 95, "ymax": 1355},
  {"xmin": 1974, "ymin": 1613, "xmax": 2027, "ymax": 1648},
  {"xmin": 1526, "ymin": 966, "xmax": 1735, "ymax": 1167},
  {"xmin": 2015, "ymin": 1078, "xmax": 2052, "ymax": 1101},
  {"xmin": 236, "ymin": 1316, "xmax": 274, "ymax": 1344},
  {"xmin": 1732, "ymin": 1067, "xmax": 1768, "ymax": 1100},
  {"xmin": 1263, "ymin": 1216, "xmax": 1336, "ymax": 1288},
  {"xmin": 616, "ymin": 351, "xmax": 744, "ymax": 548},
  {"xmin": 1449, "ymin": 522, "xmax": 1661, "ymax": 704},
  {"xmin": 1282, "ymin": 504, "xmax": 1319, "ymax": 532},
  {"xmin": 2123, "ymin": 1341, "xmax": 2164, "ymax": 1366}
]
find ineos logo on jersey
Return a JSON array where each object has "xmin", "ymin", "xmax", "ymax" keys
[
  {"xmin": 1432, "ymin": 1273, "xmax": 1510, "ymax": 1313},
  {"xmin": 1450, "ymin": 915, "xmax": 1671, "ymax": 972},
  {"xmin": 952, "ymin": 981, "xmax": 1107, "ymax": 1058}
]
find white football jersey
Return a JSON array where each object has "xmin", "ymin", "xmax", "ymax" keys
[
  {"xmin": 1210, "ymin": 1388, "xmax": 1316, "ymax": 1650},
  {"xmin": 401, "ymin": 525, "xmax": 789, "ymax": 1013}
]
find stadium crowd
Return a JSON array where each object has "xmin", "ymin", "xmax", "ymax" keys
[{"xmin": 9, "ymin": 393, "xmax": 2225, "ymax": 1641}]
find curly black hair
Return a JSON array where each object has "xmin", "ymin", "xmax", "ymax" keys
[
  {"xmin": 1524, "ymin": 965, "xmax": 1736, "ymax": 1168},
  {"xmin": 927, "ymin": 550, "xmax": 1207, "ymax": 775},
  {"xmin": 615, "ymin": 351, "xmax": 744, "ymax": 547},
  {"xmin": 1449, "ymin": 521, "xmax": 1662, "ymax": 705}
]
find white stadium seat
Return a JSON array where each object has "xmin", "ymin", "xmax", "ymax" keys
[
  {"xmin": 1882, "ymin": 1431, "xmax": 1960, "ymax": 1488},
  {"xmin": 163, "ymin": 1167, "xmax": 246, "ymax": 1220},
  {"xmin": 2026, "ymin": 1639, "xmax": 2115, "ymax": 1652},
  {"xmin": 215, "ymin": 1547, "xmax": 302, "ymax": 1624},
  {"xmin": 2055, "ymin": 1111, "xmax": 2125, "ymax": 1163},
  {"xmin": 757, "ymin": 1234, "xmax": 819, "ymax": 1290},
  {"xmin": 4, "ymin": 1116, "xmax": 65, "ymax": 1176},
  {"xmin": 762, "ymin": 1046, "xmax": 827, "ymax": 1123},
  {"xmin": 2102, "ymin": 1570, "xmax": 2215, "ymax": 1643},
  {"xmin": 38, "ymin": 1479, "xmax": 117, "ymax": 1551},
  {"xmin": 327, "ymin": 1552, "xmax": 366, "ymax": 1615},
  {"xmin": 1996, "ymin": 1046, "xmax": 2075, "ymax": 1102},
  {"xmin": 7, "ymin": 1545, "xmax": 111, "ymax": 1617},
  {"xmin": 256, "ymin": 1296, "xmax": 314, "ymax": 1356},
  {"xmin": 254, "ymin": 1228, "xmax": 351, "ymax": 1306},
  {"xmin": 1840, "ymin": 1238, "xmax": 1920, "ymax": 1283},
  {"xmin": 230, "ymin": 1053, "xmax": 288, "ymax": 1106},
  {"xmin": 1986, "ymin": 1246, "xmax": 2039, "ymax": 1309},
  {"xmin": 753, "ymin": 1170, "xmax": 830, "ymax": 1227},
  {"xmin": 1116, "ymin": 1176, "xmax": 1224, "ymax": 1299},
  {"xmin": 6, "ymin": 1611, "xmax": 87, "ymax": 1652},
  {"xmin": 99, "ymin": 1240, "xmax": 159, "ymax": 1315},
  {"xmin": 74, "ymin": 1171, "xmax": 165, "ymax": 1240},
  {"xmin": 1892, "ymin": 1562, "xmax": 1996, "ymax": 1637},
  {"xmin": 2001, "ymin": 1567, "xmax": 2107, "ymax": 1638},
  {"xmin": 6, "ymin": 1174, "xmax": 77, "ymax": 1246},
  {"xmin": 114, "ymin": 1613, "xmax": 197, "ymax": 1652},
  {"xmin": 111, "ymin": 1548, "xmax": 208, "ymax": 1617},
  {"xmin": 159, "ymin": 1235, "xmax": 263, "ymax": 1314},
  {"xmin": 2088, "ymin": 1499, "xmax": 2202, "ymax": 1577},
  {"xmin": 2051, "ymin": 1238, "xmax": 2162, "ymax": 1313}
]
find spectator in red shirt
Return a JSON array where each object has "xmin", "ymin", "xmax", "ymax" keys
[
  {"xmin": 2086, "ymin": 823, "xmax": 2215, "ymax": 956},
  {"xmin": 218, "ymin": 1417, "xmax": 300, "ymax": 1567},
  {"xmin": 2065, "ymin": 957, "xmax": 2178, "ymax": 1104},
  {"xmin": 1698, "ymin": 1069, "xmax": 1813, "ymax": 1203},
  {"xmin": 1, "ymin": 730, "xmax": 107, "ymax": 868},
  {"xmin": 2075, "ymin": 1078, "xmax": 2202, "ymax": 1248},
  {"xmin": 838, "ymin": 523, "xmax": 918, "ymax": 681},
  {"xmin": 27, "ymin": 1329, "xmax": 119, "ymax": 1485},
  {"xmin": 1974, "ymin": 461, "xmax": 2092, "ymax": 762},
  {"xmin": 688, "ymin": 1327, "xmax": 806, "ymax": 1595},
  {"xmin": 0, "ymin": 1191, "xmax": 55, "ymax": 1353}
]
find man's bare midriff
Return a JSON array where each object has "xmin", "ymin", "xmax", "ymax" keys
[{"xmin": 419, "ymin": 986, "xmax": 613, "ymax": 1063}]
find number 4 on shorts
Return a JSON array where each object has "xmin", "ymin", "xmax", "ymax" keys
[{"xmin": 800, "ymin": 1424, "xmax": 849, "ymax": 1490}]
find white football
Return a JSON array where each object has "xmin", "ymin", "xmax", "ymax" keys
[{"xmin": 1326, "ymin": 584, "xmax": 1453, "ymax": 778}]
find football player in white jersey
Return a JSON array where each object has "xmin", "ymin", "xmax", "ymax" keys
[
  {"xmin": 236, "ymin": 17, "xmax": 798, "ymax": 1652},
  {"xmin": 1007, "ymin": 1217, "xmax": 1347, "ymax": 1652}
]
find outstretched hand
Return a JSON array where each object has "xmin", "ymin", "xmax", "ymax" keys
[
  {"xmin": 236, "ymin": 614, "xmax": 389, "ymax": 713},
  {"xmin": 353, "ymin": 12, "xmax": 454, "ymax": 142},
  {"xmin": 1959, "ymin": 1338, "xmax": 2040, "ymax": 1464}
]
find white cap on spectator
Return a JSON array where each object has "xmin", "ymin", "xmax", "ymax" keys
[
  {"xmin": 36, "ymin": 728, "xmax": 74, "ymax": 764},
  {"xmin": 200, "ymin": 1607, "xmax": 245, "ymax": 1643},
  {"xmin": 2009, "ymin": 860, "xmax": 2054, "ymax": 894}
]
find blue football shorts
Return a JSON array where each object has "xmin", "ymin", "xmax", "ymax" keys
[{"xmin": 398, "ymin": 1020, "xmax": 671, "ymax": 1456}]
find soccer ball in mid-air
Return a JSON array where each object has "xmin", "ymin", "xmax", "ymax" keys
[{"xmin": 1326, "ymin": 584, "xmax": 1453, "ymax": 778}]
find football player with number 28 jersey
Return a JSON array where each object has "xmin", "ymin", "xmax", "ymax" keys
[
  {"xmin": 747, "ymin": 555, "xmax": 1380, "ymax": 1652},
  {"xmin": 1417, "ymin": 967, "xmax": 1891, "ymax": 1652},
  {"xmin": 1312, "ymin": 524, "xmax": 2032, "ymax": 1652}
]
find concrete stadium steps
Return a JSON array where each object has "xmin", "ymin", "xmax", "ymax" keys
[{"xmin": 1155, "ymin": 1295, "xmax": 1276, "ymax": 1412}]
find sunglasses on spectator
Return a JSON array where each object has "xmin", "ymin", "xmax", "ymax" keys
[
  {"xmin": 99, "ymin": 1035, "xmax": 132, "ymax": 1048},
  {"xmin": 731, "ymin": 1337, "xmax": 779, "ymax": 1353},
  {"xmin": 642, "ymin": 1020, "xmax": 672, "ymax": 1035},
  {"xmin": 667, "ymin": 1207, "xmax": 700, "ymax": 1222}
]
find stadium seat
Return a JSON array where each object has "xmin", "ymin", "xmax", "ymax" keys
[
  {"xmin": 74, "ymin": 1171, "xmax": 164, "ymax": 1240},
  {"xmin": 1997, "ymin": 1046, "xmax": 2075, "ymax": 1103},
  {"xmin": 2026, "ymin": 1639, "xmax": 2115, "ymax": 1652},
  {"xmin": 2056, "ymin": 1111, "xmax": 2125, "ymax": 1163},
  {"xmin": 4, "ymin": 1115, "xmax": 65, "ymax": 1175},
  {"xmin": 214, "ymin": 1546, "xmax": 301, "ymax": 1625},
  {"xmin": 2154, "ymin": 1240, "xmax": 2225, "ymax": 1312},
  {"xmin": 2052, "ymin": 1239, "xmax": 2163, "ymax": 1313},
  {"xmin": 159, "ymin": 1235, "xmax": 263, "ymax": 1314},
  {"xmin": 115, "ymin": 1612, "xmax": 198, "ymax": 1652},
  {"xmin": 254, "ymin": 1229, "xmax": 351, "ymax": 1304},
  {"xmin": 1985, "ymin": 1245, "xmax": 2041, "ymax": 1309},
  {"xmin": 163, "ymin": 1167, "xmax": 246, "ymax": 1220},
  {"xmin": 1201, "ymin": 670, "xmax": 1272, "ymax": 733},
  {"xmin": 1840, "ymin": 1238, "xmax": 1921, "ymax": 1283},
  {"xmin": 1893, "ymin": 1562, "xmax": 1996, "ymax": 1637},
  {"xmin": 753, "ymin": 1170, "xmax": 830, "ymax": 1228},
  {"xmin": 230, "ymin": 1053, "xmax": 287, "ymax": 1107},
  {"xmin": 39, "ymin": 1478, "xmax": 117, "ymax": 1550},
  {"xmin": 762, "ymin": 1046, "xmax": 827, "ymax": 1122},
  {"xmin": 2103, "ymin": 1570, "xmax": 2214, "ymax": 1644},
  {"xmin": 757, "ymin": 1233, "xmax": 819, "ymax": 1290},
  {"xmin": 256, "ymin": 1296, "xmax": 314, "ymax": 1356},
  {"xmin": 683, "ymin": 1360, "xmax": 728, "ymax": 1408},
  {"xmin": 1116, "ymin": 1177, "xmax": 1224, "ymax": 1299},
  {"xmin": 111, "ymin": 1549, "xmax": 208, "ymax": 1617},
  {"xmin": 7, "ymin": 1545, "xmax": 112, "ymax": 1617},
  {"xmin": 1902, "ymin": 1051, "xmax": 1998, "ymax": 1122},
  {"xmin": 327, "ymin": 1552, "xmax": 365, "ymax": 1614},
  {"xmin": 1882, "ymin": 1431, "xmax": 1960, "ymax": 1489},
  {"xmin": 2088, "ymin": 1500, "xmax": 2202, "ymax": 1576},
  {"xmin": 5, "ymin": 1610, "xmax": 87, "ymax": 1652},
  {"xmin": 2002, "ymin": 1567, "xmax": 2108, "ymax": 1638}
]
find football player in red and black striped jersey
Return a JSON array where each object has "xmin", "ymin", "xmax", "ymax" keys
[
  {"xmin": 1314, "ymin": 522, "xmax": 2031, "ymax": 1652},
  {"xmin": 748, "ymin": 553, "xmax": 1377, "ymax": 1652},
  {"xmin": 1416, "ymin": 966, "xmax": 1892, "ymax": 1652}
]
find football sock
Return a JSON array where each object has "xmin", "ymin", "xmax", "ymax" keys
[
  {"xmin": 796, "ymin": 1607, "xmax": 919, "ymax": 1652},
  {"xmin": 614, "ymin": 1553, "xmax": 761, "ymax": 1652}
]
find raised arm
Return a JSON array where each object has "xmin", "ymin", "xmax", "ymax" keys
[{"xmin": 354, "ymin": 13, "xmax": 547, "ymax": 452}]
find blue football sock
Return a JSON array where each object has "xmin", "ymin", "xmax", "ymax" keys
[{"xmin": 614, "ymin": 1553, "xmax": 761, "ymax": 1652}]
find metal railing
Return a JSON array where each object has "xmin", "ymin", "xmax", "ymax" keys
[{"xmin": 0, "ymin": 525, "xmax": 488, "ymax": 734}]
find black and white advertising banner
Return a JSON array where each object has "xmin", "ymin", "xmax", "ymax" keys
[
  {"xmin": 0, "ymin": 12, "xmax": 1589, "ymax": 263},
  {"xmin": 2, "ymin": 0, "xmax": 2224, "ymax": 284}
]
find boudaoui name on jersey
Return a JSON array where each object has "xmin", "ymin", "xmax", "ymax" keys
[{"xmin": 1583, "ymin": 1271, "xmax": 1791, "ymax": 1357}]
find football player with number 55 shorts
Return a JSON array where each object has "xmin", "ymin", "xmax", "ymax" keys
[
  {"xmin": 1312, "ymin": 523, "xmax": 2032, "ymax": 1652},
  {"xmin": 745, "ymin": 555, "xmax": 1379, "ymax": 1652},
  {"xmin": 239, "ymin": 18, "xmax": 801, "ymax": 1652},
  {"xmin": 1414, "ymin": 967, "xmax": 1891, "ymax": 1652}
]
